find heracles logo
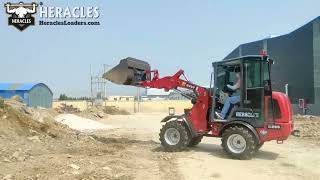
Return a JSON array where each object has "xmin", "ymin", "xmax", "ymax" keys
[{"xmin": 4, "ymin": 2, "xmax": 38, "ymax": 31}]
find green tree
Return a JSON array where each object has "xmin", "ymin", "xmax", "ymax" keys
[{"xmin": 58, "ymin": 94, "xmax": 68, "ymax": 100}]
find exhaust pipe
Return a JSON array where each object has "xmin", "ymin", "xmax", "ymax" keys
[{"xmin": 103, "ymin": 57, "xmax": 151, "ymax": 86}]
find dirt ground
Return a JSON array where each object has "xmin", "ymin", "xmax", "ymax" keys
[
  {"xmin": 1, "ymin": 100, "xmax": 320, "ymax": 180},
  {"xmin": 0, "ymin": 101, "xmax": 180, "ymax": 180},
  {"xmin": 98, "ymin": 113, "xmax": 320, "ymax": 180}
]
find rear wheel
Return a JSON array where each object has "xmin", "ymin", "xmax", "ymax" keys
[
  {"xmin": 221, "ymin": 126, "xmax": 257, "ymax": 160},
  {"xmin": 159, "ymin": 121, "xmax": 190, "ymax": 151},
  {"xmin": 188, "ymin": 135, "xmax": 203, "ymax": 147}
]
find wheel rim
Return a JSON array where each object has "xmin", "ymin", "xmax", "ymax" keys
[
  {"xmin": 164, "ymin": 128, "xmax": 180, "ymax": 145},
  {"xmin": 227, "ymin": 134, "xmax": 246, "ymax": 154}
]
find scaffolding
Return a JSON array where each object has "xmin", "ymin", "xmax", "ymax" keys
[{"xmin": 90, "ymin": 64, "xmax": 111, "ymax": 106}]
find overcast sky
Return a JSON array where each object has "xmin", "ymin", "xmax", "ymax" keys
[{"xmin": 1, "ymin": 0, "xmax": 319, "ymax": 97}]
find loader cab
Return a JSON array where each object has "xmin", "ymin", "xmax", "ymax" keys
[{"xmin": 211, "ymin": 55, "xmax": 272, "ymax": 127}]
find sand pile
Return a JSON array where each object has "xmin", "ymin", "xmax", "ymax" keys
[
  {"xmin": 55, "ymin": 114, "xmax": 113, "ymax": 131},
  {"xmin": 10, "ymin": 95, "xmax": 23, "ymax": 103},
  {"xmin": 294, "ymin": 115, "xmax": 320, "ymax": 140}
]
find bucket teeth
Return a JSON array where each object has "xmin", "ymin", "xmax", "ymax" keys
[{"xmin": 103, "ymin": 57, "xmax": 151, "ymax": 86}]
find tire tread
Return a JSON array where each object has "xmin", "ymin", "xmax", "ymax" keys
[
  {"xmin": 159, "ymin": 121, "xmax": 190, "ymax": 152},
  {"xmin": 221, "ymin": 126, "xmax": 257, "ymax": 160}
]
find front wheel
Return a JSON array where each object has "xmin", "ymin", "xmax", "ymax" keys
[
  {"xmin": 159, "ymin": 121, "xmax": 190, "ymax": 152},
  {"xmin": 255, "ymin": 142, "xmax": 264, "ymax": 152},
  {"xmin": 221, "ymin": 126, "xmax": 257, "ymax": 160},
  {"xmin": 188, "ymin": 135, "xmax": 203, "ymax": 147}
]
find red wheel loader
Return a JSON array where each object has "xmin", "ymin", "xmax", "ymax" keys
[{"xmin": 103, "ymin": 55, "xmax": 294, "ymax": 160}]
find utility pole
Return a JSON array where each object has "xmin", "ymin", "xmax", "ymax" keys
[
  {"xmin": 90, "ymin": 64, "xmax": 93, "ymax": 107},
  {"xmin": 136, "ymin": 87, "xmax": 141, "ymax": 112},
  {"xmin": 103, "ymin": 64, "xmax": 111, "ymax": 103}
]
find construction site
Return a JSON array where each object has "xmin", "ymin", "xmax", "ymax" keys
[
  {"xmin": 1, "ymin": 54, "xmax": 320, "ymax": 180},
  {"xmin": 1, "ymin": 89, "xmax": 320, "ymax": 180},
  {"xmin": 2, "ymin": 1, "xmax": 320, "ymax": 180}
]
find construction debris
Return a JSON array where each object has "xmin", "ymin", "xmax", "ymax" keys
[
  {"xmin": 294, "ymin": 115, "xmax": 320, "ymax": 140},
  {"xmin": 56, "ymin": 103, "xmax": 80, "ymax": 113},
  {"xmin": 295, "ymin": 114, "xmax": 317, "ymax": 120},
  {"xmin": 103, "ymin": 106, "xmax": 130, "ymax": 115},
  {"xmin": 96, "ymin": 112, "xmax": 104, "ymax": 118},
  {"xmin": 75, "ymin": 105, "xmax": 130, "ymax": 120},
  {"xmin": 54, "ymin": 103, "xmax": 129, "ymax": 120}
]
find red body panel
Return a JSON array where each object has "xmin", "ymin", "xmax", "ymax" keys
[
  {"xmin": 257, "ymin": 92, "xmax": 294, "ymax": 142},
  {"xmin": 186, "ymin": 88, "xmax": 210, "ymax": 133}
]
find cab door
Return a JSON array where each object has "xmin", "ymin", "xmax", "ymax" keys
[{"xmin": 237, "ymin": 59, "xmax": 265, "ymax": 127}]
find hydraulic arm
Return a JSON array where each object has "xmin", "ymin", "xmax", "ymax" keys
[{"xmin": 103, "ymin": 57, "xmax": 212, "ymax": 133}]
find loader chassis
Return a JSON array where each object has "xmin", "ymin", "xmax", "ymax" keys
[{"xmin": 103, "ymin": 55, "xmax": 294, "ymax": 160}]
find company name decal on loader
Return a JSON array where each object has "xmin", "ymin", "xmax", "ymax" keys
[
  {"xmin": 267, "ymin": 124, "xmax": 281, "ymax": 129},
  {"xmin": 235, "ymin": 112, "xmax": 260, "ymax": 118}
]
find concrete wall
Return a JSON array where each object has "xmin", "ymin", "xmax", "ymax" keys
[{"xmin": 53, "ymin": 100, "xmax": 192, "ymax": 113}]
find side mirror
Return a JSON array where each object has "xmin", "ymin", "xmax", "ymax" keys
[{"xmin": 268, "ymin": 58, "xmax": 275, "ymax": 65}]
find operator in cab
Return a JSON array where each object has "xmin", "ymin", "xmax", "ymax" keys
[{"xmin": 215, "ymin": 72, "xmax": 240, "ymax": 119}]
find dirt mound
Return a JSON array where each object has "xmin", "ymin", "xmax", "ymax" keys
[
  {"xmin": 0, "ymin": 101, "xmax": 172, "ymax": 180},
  {"xmin": 294, "ymin": 115, "xmax": 320, "ymax": 139},
  {"xmin": 76, "ymin": 106, "xmax": 130, "ymax": 120},
  {"xmin": 10, "ymin": 95, "xmax": 23, "ymax": 103},
  {"xmin": 55, "ymin": 103, "xmax": 80, "ymax": 113},
  {"xmin": 76, "ymin": 107, "xmax": 107, "ymax": 120},
  {"xmin": 0, "ymin": 100, "xmax": 132, "ymax": 179},
  {"xmin": 0, "ymin": 100, "xmax": 78, "ymax": 141},
  {"xmin": 103, "ymin": 106, "xmax": 130, "ymax": 115}
]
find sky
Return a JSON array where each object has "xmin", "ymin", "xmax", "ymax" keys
[{"xmin": 1, "ymin": 0, "xmax": 319, "ymax": 98}]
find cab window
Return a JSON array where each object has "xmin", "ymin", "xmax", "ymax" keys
[{"xmin": 244, "ymin": 61, "xmax": 263, "ymax": 88}]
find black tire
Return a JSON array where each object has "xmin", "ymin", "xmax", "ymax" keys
[
  {"xmin": 188, "ymin": 135, "xmax": 203, "ymax": 147},
  {"xmin": 159, "ymin": 121, "xmax": 190, "ymax": 152},
  {"xmin": 221, "ymin": 126, "xmax": 257, "ymax": 160},
  {"xmin": 255, "ymin": 142, "xmax": 264, "ymax": 152}
]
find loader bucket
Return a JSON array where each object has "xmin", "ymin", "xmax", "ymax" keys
[{"xmin": 103, "ymin": 57, "xmax": 151, "ymax": 86}]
